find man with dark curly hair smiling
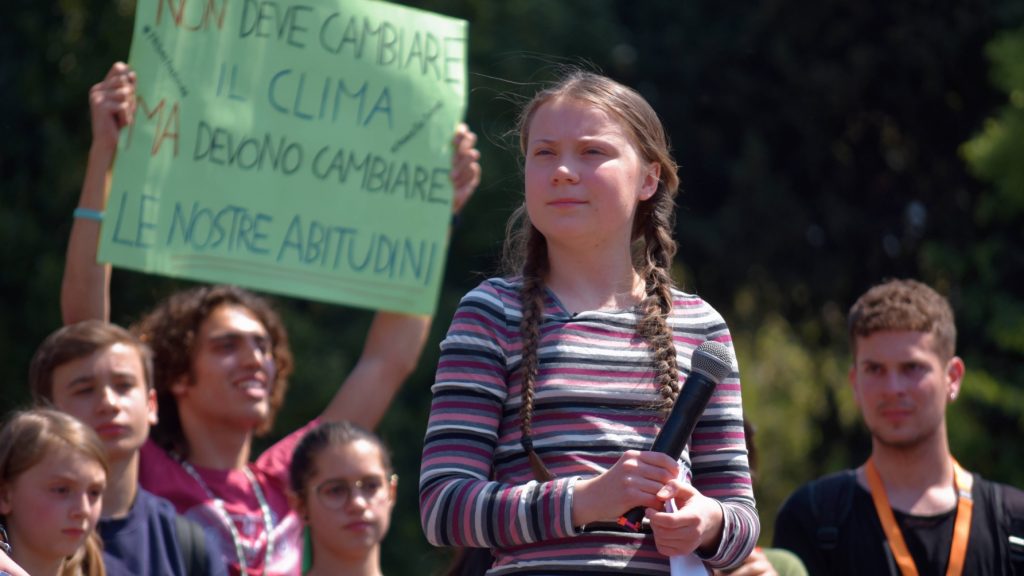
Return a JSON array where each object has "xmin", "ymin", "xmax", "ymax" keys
[{"xmin": 61, "ymin": 62, "xmax": 481, "ymax": 576}]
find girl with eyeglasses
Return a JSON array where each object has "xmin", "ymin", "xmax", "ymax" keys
[
  {"xmin": 64, "ymin": 61, "xmax": 480, "ymax": 576},
  {"xmin": 289, "ymin": 422, "xmax": 397, "ymax": 576}
]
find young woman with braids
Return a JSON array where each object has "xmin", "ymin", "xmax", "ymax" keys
[{"xmin": 419, "ymin": 71, "xmax": 759, "ymax": 574}]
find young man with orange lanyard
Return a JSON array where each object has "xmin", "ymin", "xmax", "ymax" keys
[{"xmin": 773, "ymin": 279, "xmax": 1024, "ymax": 575}]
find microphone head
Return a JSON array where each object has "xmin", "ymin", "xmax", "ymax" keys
[{"xmin": 690, "ymin": 341, "xmax": 734, "ymax": 384}]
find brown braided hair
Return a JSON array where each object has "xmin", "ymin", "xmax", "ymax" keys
[{"xmin": 502, "ymin": 71, "xmax": 681, "ymax": 480}]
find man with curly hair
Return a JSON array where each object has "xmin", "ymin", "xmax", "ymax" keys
[
  {"xmin": 774, "ymin": 279, "xmax": 1024, "ymax": 575},
  {"xmin": 61, "ymin": 62, "xmax": 481, "ymax": 576},
  {"xmin": 28, "ymin": 321, "xmax": 225, "ymax": 576}
]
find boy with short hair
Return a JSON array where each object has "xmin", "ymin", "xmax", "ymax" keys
[
  {"xmin": 60, "ymin": 61, "xmax": 481, "ymax": 576},
  {"xmin": 30, "ymin": 320, "xmax": 225, "ymax": 576}
]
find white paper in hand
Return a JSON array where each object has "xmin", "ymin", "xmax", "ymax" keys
[{"xmin": 665, "ymin": 489, "xmax": 710, "ymax": 576}]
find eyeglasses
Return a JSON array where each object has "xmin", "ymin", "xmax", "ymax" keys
[{"xmin": 314, "ymin": 475, "xmax": 395, "ymax": 510}]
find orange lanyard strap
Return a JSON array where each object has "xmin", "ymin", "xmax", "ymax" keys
[{"xmin": 865, "ymin": 457, "xmax": 974, "ymax": 576}]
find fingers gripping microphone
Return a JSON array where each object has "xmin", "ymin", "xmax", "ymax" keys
[{"xmin": 617, "ymin": 340, "xmax": 734, "ymax": 531}]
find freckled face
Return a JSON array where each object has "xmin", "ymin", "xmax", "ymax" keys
[
  {"xmin": 51, "ymin": 344, "xmax": 156, "ymax": 462},
  {"xmin": 850, "ymin": 331, "xmax": 963, "ymax": 449},
  {"xmin": 174, "ymin": 304, "xmax": 277, "ymax": 430},
  {"xmin": 0, "ymin": 447, "xmax": 106, "ymax": 563},
  {"xmin": 524, "ymin": 97, "xmax": 659, "ymax": 251}
]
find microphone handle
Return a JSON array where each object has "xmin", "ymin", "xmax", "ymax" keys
[{"xmin": 617, "ymin": 373, "xmax": 718, "ymax": 531}]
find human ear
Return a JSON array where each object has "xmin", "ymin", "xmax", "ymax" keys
[
  {"xmin": 288, "ymin": 490, "xmax": 309, "ymax": 524},
  {"xmin": 946, "ymin": 356, "xmax": 965, "ymax": 401},
  {"xmin": 638, "ymin": 162, "xmax": 660, "ymax": 201},
  {"xmin": 147, "ymin": 388, "xmax": 159, "ymax": 425},
  {"xmin": 385, "ymin": 474, "xmax": 399, "ymax": 513}
]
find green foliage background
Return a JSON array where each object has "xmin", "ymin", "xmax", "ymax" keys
[{"xmin": 2, "ymin": 1, "xmax": 1023, "ymax": 573}]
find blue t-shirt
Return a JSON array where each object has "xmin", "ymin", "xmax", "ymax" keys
[{"xmin": 98, "ymin": 487, "xmax": 226, "ymax": 576}]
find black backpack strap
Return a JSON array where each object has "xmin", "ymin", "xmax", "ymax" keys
[
  {"xmin": 174, "ymin": 514, "xmax": 210, "ymax": 576},
  {"xmin": 997, "ymin": 482, "xmax": 1024, "ymax": 574},
  {"xmin": 808, "ymin": 469, "xmax": 856, "ymax": 553}
]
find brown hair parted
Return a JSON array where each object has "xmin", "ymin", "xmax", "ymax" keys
[
  {"xmin": 0, "ymin": 409, "xmax": 108, "ymax": 576},
  {"xmin": 133, "ymin": 285, "xmax": 294, "ymax": 457},
  {"xmin": 29, "ymin": 320, "xmax": 154, "ymax": 405},
  {"xmin": 848, "ymin": 279, "xmax": 957, "ymax": 361},
  {"xmin": 289, "ymin": 421, "xmax": 392, "ymax": 498},
  {"xmin": 502, "ymin": 70, "xmax": 682, "ymax": 481}
]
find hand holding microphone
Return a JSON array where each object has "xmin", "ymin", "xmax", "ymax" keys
[{"xmin": 617, "ymin": 340, "xmax": 734, "ymax": 531}]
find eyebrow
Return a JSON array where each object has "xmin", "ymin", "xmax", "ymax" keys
[
  {"xmin": 319, "ymin": 473, "xmax": 386, "ymax": 483},
  {"xmin": 47, "ymin": 472, "xmax": 105, "ymax": 485},
  {"xmin": 206, "ymin": 328, "xmax": 269, "ymax": 341},
  {"xmin": 530, "ymin": 136, "xmax": 623, "ymax": 150},
  {"xmin": 67, "ymin": 374, "xmax": 97, "ymax": 386},
  {"xmin": 532, "ymin": 134, "xmax": 617, "ymax": 142},
  {"xmin": 67, "ymin": 370, "xmax": 139, "ymax": 386}
]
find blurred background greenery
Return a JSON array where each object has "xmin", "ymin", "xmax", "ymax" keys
[{"xmin": 3, "ymin": 0, "xmax": 1023, "ymax": 572}]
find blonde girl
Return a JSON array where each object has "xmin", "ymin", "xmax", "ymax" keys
[{"xmin": 0, "ymin": 409, "xmax": 108, "ymax": 576}]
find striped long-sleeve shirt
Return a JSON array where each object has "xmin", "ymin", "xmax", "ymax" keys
[{"xmin": 420, "ymin": 278, "xmax": 759, "ymax": 574}]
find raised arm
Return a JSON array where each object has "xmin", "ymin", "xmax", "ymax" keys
[
  {"xmin": 320, "ymin": 124, "xmax": 481, "ymax": 429},
  {"xmin": 61, "ymin": 62, "xmax": 136, "ymax": 324},
  {"xmin": 449, "ymin": 124, "xmax": 481, "ymax": 216}
]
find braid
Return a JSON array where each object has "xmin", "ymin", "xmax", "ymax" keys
[
  {"xmin": 507, "ymin": 70, "xmax": 684, "ymax": 473},
  {"xmin": 518, "ymin": 227, "xmax": 554, "ymax": 481},
  {"xmin": 635, "ymin": 204, "xmax": 679, "ymax": 411}
]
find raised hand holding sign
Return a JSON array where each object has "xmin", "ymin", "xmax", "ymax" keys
[{"xmin": 99, "ymin": 0, "xmax": 468, "ymax": 315}]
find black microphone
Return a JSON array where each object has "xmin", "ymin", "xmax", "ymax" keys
[{"xmin": 617, "ymin": 340, "xmax": 734, "ymax": 531}]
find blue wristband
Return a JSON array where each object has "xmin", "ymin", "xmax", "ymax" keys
[{"xmin": 73, "ymin": 207, "xmax": 104, "ymax": 221}]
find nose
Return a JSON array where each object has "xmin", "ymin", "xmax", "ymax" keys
[
  {"xmin": 880, "ymin": 371, "xmax": 908, "ymax": 396},
  {"xmin": 346, "ymin": 489, "xmax": 371, "ymax": 511},
  {"xmin": 552, "ymin": 161, "xmax": 579, "ymax": 185},
  {"xmin": 240, "ymin": 338, "xmax": 267, "ymax": 367},
  {"xmin": 69, "ymin": 491, "xmax": 90, "ymax": 519},
  {"xmin": 97, "ymin": 383, "xmax": 118, "ymax": 413}
]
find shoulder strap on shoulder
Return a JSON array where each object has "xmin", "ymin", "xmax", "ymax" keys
[
  {"xmin": 174, "ymin": 514, "xmax": 210, "ymax": 576},
  {"xmin": 995, "ymin": 481, "xmax": 1024, "ymax": 573},
  {"xmin": 174, "ymin": 514, "xmax": 195, "ymax": 574},
  {"xmin": 809, "ymin": 469, "xmax": 857, "ymax": 552}
]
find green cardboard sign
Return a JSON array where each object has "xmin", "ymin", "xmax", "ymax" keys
[{"xmin": 99, "ymin": 0, "xmax": 468, "ymax": 315}]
